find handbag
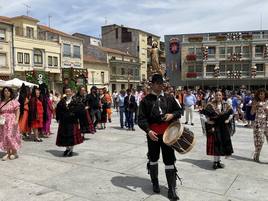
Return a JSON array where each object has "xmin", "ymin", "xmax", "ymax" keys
[{"xmin": 0, "ymin": 99, "xmax": 12, "ymax": 125}]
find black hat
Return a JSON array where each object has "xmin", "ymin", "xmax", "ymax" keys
[
  {"xmin": 91, "ymin": 86, "xmax": 97, "ymax": 90},
  {"xmin": 151, "ymin": 74, "xmax": 164, "ymax": 84}
]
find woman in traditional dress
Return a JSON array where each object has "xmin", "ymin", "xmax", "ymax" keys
[
  {"xmin": 203, "ymin": 91, "xmax": 234, "ymax": 169},
  {"xmin": 28, "ymin": 87, "xmax": 43, "ymax": 142},
  {"xmin": 18, "ymin": 84, "xmax": 30, "ymax": 139},
  {"xmin": 0, "ymin": 87, "xmax": 21, "ymax": 160},
  {"xmin": 56, "ymin": 87, "xmax": 83, "ymax": 157},
  {"xmin": 74, "ymin": 86, "xmax": 95, "ymax": 138},
  {"xmin": 251, "ymin": 89, "xmax": 268, "ymax": 162},
  {"xmin": 99, "ymin": 88, "xmax": 108, "ymax": 129},
  {"xmin": 40, "ymin": 84, "xmax": 53, "ymax": 137}
]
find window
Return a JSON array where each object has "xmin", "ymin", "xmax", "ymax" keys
[
  {"xmin": 34, "ymin": 49, "xmax": 43, "ymax": 65},
  {"xmin": 112, "ymin": 66, "xmax": 116, "ymax": 74},
  {"xmin": 255, "ymin": 45, "xmax": 264, "ymax": 57},
  {"xmin": 208, "ymin": 47, "xmax": 216, "ymax": 55},
  {"xmin": 188, "ymin": 48, "xmax": 195, "ymax": 54},
  {"xmin": 235, "ymin": 46, "xmax": 241, "ymax": 53},
  {"xmin": 24, "ymin": 53, "xmax": 30, "ymax": 64},
  {"xmin": 63, "ymin": 44, "xmax": 71, "ymax": 57},
  {"xmin": 121, "ymin": 84, "xmax": 125, "ymax": 90},
  {"xmin": 219, "ymin": 47, "xmax": 225, "ymax": 58},
  {"xmin": 206, "ymin": 65, "xmax": 215, "ymax": 72},
  {"xmin": 243, "ymin": 46, "xmax": 249, "ymax": 57},
  {"xmin": 17, "ymin": 52, "xmax": 23, "ymax": 64},
  {"xmin": 121, "ymin": 27, "xmax": 132, "ymax": 43},
  {"xmin": 188, "ymin": 65, "xmax": 195, "ymax": 72},
  {"xmin": 135, "ymin": 69, "xmax": 139, "ymax": 76},
  {"xmin": 0, "ymin": 29, "xmax": 5, "ymax": 40},
  {"xmin": 226, "ymin": 64, "xmax": 233, "ymax": 71},
  {"xmin": 234, "ymin": 64, "xmax": 241, "ymax": 71},
  {"xmin": 137, "ymin": 46, "xmax": 140, "ymax": 52},
  {"xmin": 111, "ymin": 56, "xmax": 116, "ymax": 60},
  {"xmin": 48, "ymin": 56, "xmax": 53, "ymax": 66},
  {"xmin": 227, "ymin": 47, "xmax": 233, "ymax": 54},
  {"xmin": 115, "ymin": 28, "xmax": 118, "ymax": 39},
  {"xmin": 73, "ymin": 45, "xmax": 81, "ymax": 58},
  {"xmin": 53, "ymin": 57, "xmax": 58, "ymax": 66},
  {"xmin": 26, "ymin": 27, "xmax": 34, "ymax": 38},
  {"xmin": 256, "ymin": 64, "xmax": 264, "ymax": 71},
  {"xmin": 219, "ymin": 65, "xmax": 225, "ymax": 72},
  {"xmin": 121, "ymin": 68, "xmax": 125, "ymax": 75},
  {"xmin": 196, "ymin": 48, "xmax": 202, "ymax": 59},
  {"xmin": 242, "ymin": 63, "xmax": 250, "ymax": 71},
  {"xmin": 196, "ymin": 65, "xmax": 202, "ymax": 72},
  {"xmin": 0, "ymin": 53, "xmax": 6, "ymax": 67},
  {"xmin": 147, "ymin": 36, "xmax": 152, "ymax": 46},
  {"xmin": 142, "ymin": 74, "xmax": 145, "ymax": 80},
  {"xmin": 101, "ymin": 72, "xmax": 104, "ymax": 83}
]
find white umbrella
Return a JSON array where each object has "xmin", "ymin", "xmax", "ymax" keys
[
  {"xmin": 0, "ymin": 79, "xmax": 12, "ymax": 87},
  {"xmin": 5, "ymin": 78, "xmax": 37, "ymax": 88}
]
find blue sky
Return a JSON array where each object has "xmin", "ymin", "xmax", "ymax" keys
[{"xmin": 0, "ymin": 0, "xmax": 267, "ymax": 39}]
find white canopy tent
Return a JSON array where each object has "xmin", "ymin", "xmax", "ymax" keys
[
  {"xmin": 5, "ymin": 78, "xmax": 37, "ymax": 88},
  {"xmin": 0, "ymin": 79, "xmax": 12, "ymax": 87}
]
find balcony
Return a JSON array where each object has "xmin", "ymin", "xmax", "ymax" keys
[
  {"xmin": 15, "ymin": 27, "xmax": 59, "ymax": 42},
  {"xmin": 110, "ymin": 74, "xmax": 140, "ymax": 81},
  {"xmin": 186, "ymin": 54, "xmax": 197, "ymax": 61}
]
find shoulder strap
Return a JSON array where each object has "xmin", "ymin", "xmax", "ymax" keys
[{"xmin": 0, "ymin": 99, "xmax": 12, "ymax": 111}]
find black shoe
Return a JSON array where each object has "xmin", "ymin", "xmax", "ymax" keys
[
  {"xmin": 67, "ymin": 151, "xmax": 73, "ymax": 157},
  {"xmin": 63, "ymin": 149, "xmax": 69, "ymax": 157},
  {"xmin": 213, "ymin": 162, "xmax": 218, "ymax": 169},
  {"xmin": 108, "ymin": 119, "xmax": 111, "ymax": 123},
  {"xmin": 217, "ymin": 161, "xmax": 225, "ymax": 169},
  {"xmin": 184, "ymin": 122, "xmax": 188, "ymax": 124},
  {"xmin": 132, "ymin": 128, "xmax": 135, "ymax": 131},
  {"xmin": 191, "ymin": 123, "xmax": 194, "ymax": 126},
  {"xmin": 165, "ymin": 169, "xmax": 179, "ymax": 200},
  {"xmin": 149, "ymin": 164, "xmax": 160, "ymax": 193}
]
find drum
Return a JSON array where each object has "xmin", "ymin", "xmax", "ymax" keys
[{"xmin": 163, "ymin": 121, "xmax": 195, "ymax": 154}]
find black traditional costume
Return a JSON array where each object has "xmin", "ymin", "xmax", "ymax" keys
[
  {"xmin": 56, "ymin": 96, "xmax": 83, "ymax": 154},
  {"xmin": 138, "ymin": 74, "xmax": 182, "ymax": 200},
  {"xmin": 202, "ymin": 100, "xmax": 234, "ymax": 168}
]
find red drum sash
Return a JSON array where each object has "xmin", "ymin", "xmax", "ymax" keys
[{"xmin": 149, "ymin": 122, "xmax": 169, "ymax": 135}]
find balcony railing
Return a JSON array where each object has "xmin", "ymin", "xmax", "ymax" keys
[{"xmin": 110, "ymin": 74, "xmax": 140, "ymax": 81}]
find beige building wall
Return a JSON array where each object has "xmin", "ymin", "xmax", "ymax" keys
[
  {"xmin": 84, "ymin": 62, "xmax": 109, "ymax": 91},
  {"xmin": 60, "ymin": 36, "xmax": 83, "ymax": 69},
  {"xmin": 0, "ymin": 22, "xmax": 12, "ymax": 77}
]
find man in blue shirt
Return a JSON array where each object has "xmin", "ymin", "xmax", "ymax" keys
[
  {"xmin": 184, "ymin": 89, "xmax": 197, "ymax": 125},
  {"xmin": 117, "ymin": 90, "xmax": 126, "ymax": 128}
]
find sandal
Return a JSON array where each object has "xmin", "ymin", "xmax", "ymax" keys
[
  {"xmin": 9, "ymin": 154, "xmax": 18, "ymax": 160},
  {"xmin": 2, "ymin": 154, "xmax": 9, "ymax": 161},
  {"xmin": 34, "ymin": 138, "xmax": 43, "ymax": 142}
]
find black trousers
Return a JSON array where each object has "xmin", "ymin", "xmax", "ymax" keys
[{"xmin": 147, "ymin": 134, "xmax": 176, "ymax": 165}]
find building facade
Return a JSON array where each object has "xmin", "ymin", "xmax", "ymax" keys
[
  {"xmin": 0, "ymin": 15, "xmax": 84, "ymax": 92},
  {"xmin": 0, "ymin": 18, "xmax": 13, "ymax": 80},
  {"xmin": 84, "ymin": 55, "xmax": 109, "ymax": 91},
  {"xmin": 101, "ymin": 24, "xmax": 160, "ymax": 80},
  {"xmin": 165, "ymin": 31, "xmax": 268, "ymax": 89}
]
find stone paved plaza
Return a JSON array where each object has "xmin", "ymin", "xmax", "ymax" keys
[{"xmin": 0, "ymin": 110, "xmax": 268, "ymax": 201}]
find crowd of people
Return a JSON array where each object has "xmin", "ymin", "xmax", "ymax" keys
[{"xmin": 0, "ymin": 76, "xmax": 267, "ymax": 200}]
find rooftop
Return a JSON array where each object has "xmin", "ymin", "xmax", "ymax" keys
[
  {"xmin": 83, "ymin": 55, "xmax": 107, "ymax": 64},
  {"xmin": 102, "ymin": 24, "xmax": 160, "ymax": 38}
]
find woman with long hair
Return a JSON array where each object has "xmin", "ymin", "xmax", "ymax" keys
[
  {"xmin": 18, "ymin": 84, "xmax": 31, "ymax": 139},
  {"xmin": 251, "ymin": 88, "xmax": 268, "ymax": 162},
  {"xmin": 203, "ymin": 91, "xmax": 234, "ymax": 169},
  {"xmin": 0, "ymin": 87, "xmax": 21, "ymax": 160},
  {"xmin": 40, "ymin": 84, "xmax": 53, "ymax": 137},
  {"xmin": 99, "ymin": 88, "xmax": 108, "ymax": 129},
  {"xmin": 56, "ymin": 87, "xmax": 83, "ymax": 156},
  {"xmin": 28, "ymin": 86, "xmax": 43, "ymax": 142}
]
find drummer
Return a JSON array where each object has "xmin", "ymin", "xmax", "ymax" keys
[{"xmin": 138, "ymin": 74, "xmax": 182, "ymax": 200}]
